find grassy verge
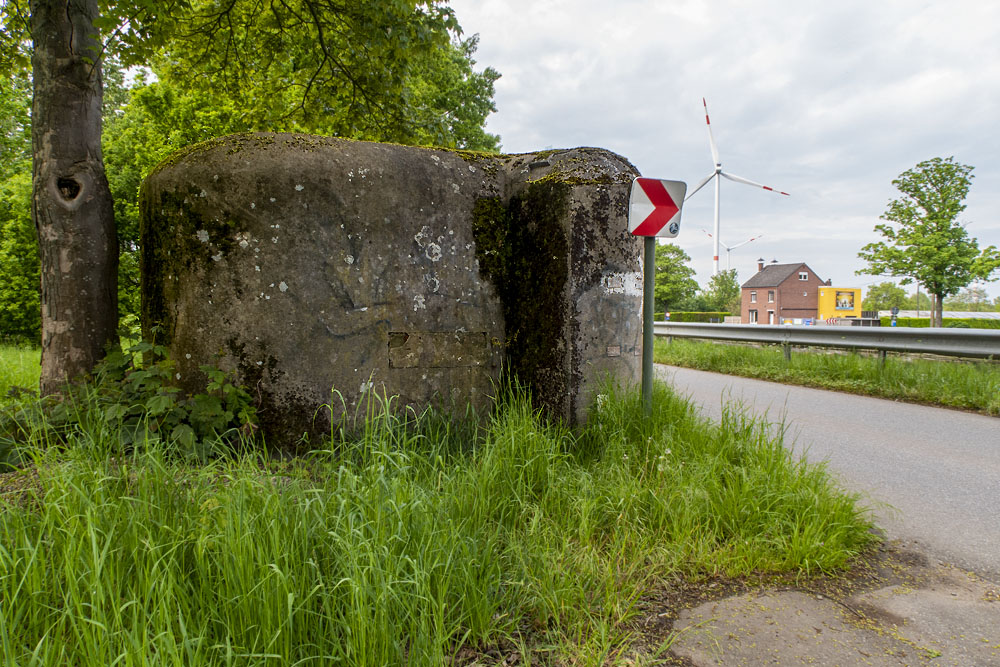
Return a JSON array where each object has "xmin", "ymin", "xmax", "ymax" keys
[
  {"xmin": 0, "ymin": 348, "xmax": 875, "ymax": 665},
  {"xmin": 0, "ymin": 343, "xmax": 39, "ymax": 405},
  {"xmin": 654, "ymin": 338, "xmax": 1000, "ymax": 415}
]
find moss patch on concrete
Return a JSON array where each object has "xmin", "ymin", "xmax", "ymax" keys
[
  {"xmin": 138, "ymin": 178, "xmax": 252, "ymax": 344},
  {"xmin": 472, "ymin": 179, "xmax": 571, "ymax": 415}
]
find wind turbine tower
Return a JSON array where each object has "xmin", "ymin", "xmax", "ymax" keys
[{"xmin": 687, "ymin": 99, "xmax": 789, "ymax": 275}]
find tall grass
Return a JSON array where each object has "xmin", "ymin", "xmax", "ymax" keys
[
  {"xmin": 655, "ymin": 338, "xmax": 1000, "ymax": 415},
  {"xmin": 0, "ymin": 378, "xmax": 874, "ymax": 665}
]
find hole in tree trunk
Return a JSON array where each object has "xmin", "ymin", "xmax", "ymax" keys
[{"xmin": 57, "ymin": 177, "xmax": 81, "ymax": 201}]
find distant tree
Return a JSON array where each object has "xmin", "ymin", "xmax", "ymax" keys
[
  {"xmin": 862, "ymin": 282, "xmax": 907, "ymax": 312},
  {"xmin": 0, "ymin": 172, "xmax": 38, "ymax": 342},
  {"xmin": 0, "ymin": 59, "xmax": 30, "ymax": 164},
  {"xmin": 654, "ymin": 243, "xmax": 699, "ymax": 314},
  {"xmin": 904, "ymin": 290, "xmax": 932, "ymax": 311},
  {"xmin": 701, "ymin": 269, "xmax": 740, "ymax": 313},
  {"xmin": 672, "ymin": 293, "xmax": 712, "ymax": 313},
  {"xmin": 857, "ymin": 157, "xmax": 1000, "ymax": 326},
  {"xmin": 944, "ymin": 285, "xmax": 995, "ymax": 312},
  {"xmin": 0, "ymin": 64, "xmax": 35, "ymax": 341}
]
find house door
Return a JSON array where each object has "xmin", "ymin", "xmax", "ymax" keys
[{"xmin": 768, "ymin": 310, "xmax": 775, "ymax": 324}]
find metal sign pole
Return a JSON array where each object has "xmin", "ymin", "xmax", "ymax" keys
[
  {"xmin": 642, "ymin": 236, "xmax": 655, "ymax": 416},
  {"xmin": 628, "ymin": 176, "xmax": 686, "ymax": 418}
]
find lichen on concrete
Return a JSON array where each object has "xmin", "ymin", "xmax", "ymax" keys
[{"xmin": 140, "ymin": 133, "xmax": 642, "ymax": 446}]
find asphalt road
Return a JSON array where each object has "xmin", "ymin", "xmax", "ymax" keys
[{"xmin": 658, "ymin": 365, "xmax": 1000, "ymax": 582}]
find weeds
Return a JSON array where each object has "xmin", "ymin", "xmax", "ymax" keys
[{"xmin": 0, "ymin": 340, "xmax": 256, "ymax": 466}]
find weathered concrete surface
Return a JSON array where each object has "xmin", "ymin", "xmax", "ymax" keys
[
  {"xmin": 671, "ymin": 563, "xmax": 1000, "ymax": 666},
  {"xmin": 140, "ymin": 134, "xmax": 641, "ymax": 444},
  {"xmin": 674, "ymin": 590, "xmax": 911, "ymax": 666},
  {"xmin": 851, "ymin": 568, "xmax": 1000, "ymax": 666}
]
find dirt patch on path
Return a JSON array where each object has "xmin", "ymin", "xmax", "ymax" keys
[{"xmin": 632, "ymin": 542, "xmax": 1000, "ymax": 666}]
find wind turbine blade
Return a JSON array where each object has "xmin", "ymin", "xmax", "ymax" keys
[
  {"xmin": 730, "ymin": 234, "xmax": 765, "ymax": 250},
  {"xmin": 701, "ymin": 228, "xmax": 713, "ymax": 238},
  {"xmin": 685, "ymin": 172, "xmax": 715, "ymax": 200},
  {"xmin": 721, "ymin": 171, "xmax": 789, "ymax": 196},
  {"xmin": 729, "ymin": 237, "xmax": 758, "ymax": 250},
  {"xmin": 703, "ymin": 98, "xmax": 720, "ymax": 166}
]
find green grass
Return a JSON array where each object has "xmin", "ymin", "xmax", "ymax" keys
[
  {"xmin": 0, "ymin": 344, "xmax": 39, "ymax": 405},
  {"xmin": 655, "ymin": 338, "xmax": 1000, "ymax": 415},
  {"xmin": 0, "ymin": 377, "xmax": 874, "ymax": 665}
]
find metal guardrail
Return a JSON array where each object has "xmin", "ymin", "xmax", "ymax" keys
[{"xmin": 653, "ymin": 322, "xmax": 1000, "ymax": 359}]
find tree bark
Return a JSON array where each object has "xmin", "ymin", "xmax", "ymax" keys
[{"xmin": 31, "ymin": 0, "xmax": 118, "ymax": 394}]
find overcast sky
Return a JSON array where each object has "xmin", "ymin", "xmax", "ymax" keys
[{"xmin": 449, "ymin": 0, "xmax": 1000, "ymax": 299}]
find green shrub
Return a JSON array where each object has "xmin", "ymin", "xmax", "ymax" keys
[{"xmin": 0, "ymin": 339, "xmax": 257, "ymax": 464}]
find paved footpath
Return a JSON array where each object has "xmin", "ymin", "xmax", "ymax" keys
[
  {"xmin": 670, "ymin": 562, "xmax": 1000, "ymax": 666},
  {"xmin": 656, "ymin": 365, "xmax": 1000, "ymax": 666}
]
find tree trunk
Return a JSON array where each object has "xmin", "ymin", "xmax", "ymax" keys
[
  {"xmin": 31, "ymin": 0, "xmax": 118, "ymax": 395},
  {"xmin": 935, "ymin": 294, "xmax": 944, "ymax": 328}
]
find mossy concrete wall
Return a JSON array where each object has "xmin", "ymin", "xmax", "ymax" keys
[{"xmin": 140, "ymin": 133, "xmax": 642, "ymax": 445}]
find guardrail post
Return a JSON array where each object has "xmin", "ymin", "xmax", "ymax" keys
[
  {"xmin": 782, "ymin": 343, "xmax": 791, "ymax": 362},
  {"xmin": 879, "ymin": 349, "xmax": 887, "ymax": 366}
]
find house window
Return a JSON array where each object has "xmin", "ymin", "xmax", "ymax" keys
[
  {"xmin": 799, "ymin": 272, "xmax": 808, "ymax": 281},
  {"xmin": 750, "ymin": 291, "xmax": 757, "ymax": 303},
  {"xmin": 803, "ymin": 291, "xmax": 808, "ymax": 297},
  {"xmin": 767, "ymin": 290, "xmax": 774, "ymax": 303},
  {"xmin": 749, "ymin": 309, "xmax": 758, "ymax": 323}
]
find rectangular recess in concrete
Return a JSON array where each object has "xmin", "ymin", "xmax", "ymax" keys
[{"xmin": 388, "ymin": 332, "xmax": 488, "ymax": 368}]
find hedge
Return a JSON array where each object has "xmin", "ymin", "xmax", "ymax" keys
[
  {"xmin": 880, "ymin": 317, "xmax": 1000, "ymax": 330},
  {"xmin": 663, "ymin": 311, "xmax": 731, "ymax": 323}
]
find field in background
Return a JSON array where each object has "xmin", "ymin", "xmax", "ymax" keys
[
  {"xmin": 655, "ymin": 338, "xmax": 1000, "ymax": 415},
  {"xmin": 0, "ymin": 344, "xmax": 39, "ymax": 405}
]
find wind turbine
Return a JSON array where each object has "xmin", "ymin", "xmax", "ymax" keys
[
  {"xmin": 687, "ymin": 98, "xmax": 789, "ymax": 275},
  {"xmin": 701, "ymin": 230, "xmax": 764, "ymax": 271}
]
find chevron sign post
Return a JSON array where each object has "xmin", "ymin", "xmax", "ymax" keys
[
  {"xmin": 628, "ymin": 177, "xmax": 687, "ymax": 237},
  {"xmin": 628, "ymin": 177, "xmax": 688, "ymax": 415}
]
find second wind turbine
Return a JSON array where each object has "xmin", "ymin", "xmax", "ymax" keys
[{"xmin": 687, "ymin": 98, "xmax": 789, "ymax": 275}]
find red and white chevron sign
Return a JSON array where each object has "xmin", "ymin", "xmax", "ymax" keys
[{"xmin": 628, "ymin": 177, "xmax": 687, "ymax": 237}]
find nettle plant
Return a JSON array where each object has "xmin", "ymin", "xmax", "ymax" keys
[
  {"xmin": 2, "ymin": 338, "xmax": 257, "ymax": 462},
  {"xmin": 92, "ymin": 339, "xmax": 258, "ymax": 455}
]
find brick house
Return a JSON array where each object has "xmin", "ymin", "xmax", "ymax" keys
[{"xmin": 741, "ymin": 260, "xmax": 828, "ymax": 324}]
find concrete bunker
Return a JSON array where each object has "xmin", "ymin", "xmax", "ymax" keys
[{"xmin": 140, "ymin": 133, "xmax": 643, "ymax": 445}]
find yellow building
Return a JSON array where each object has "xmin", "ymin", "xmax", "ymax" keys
[{"xmin": 817, "ymin": 287, "xmax": 862, "ymax": 320}]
